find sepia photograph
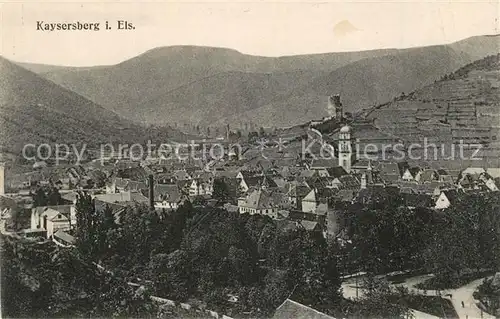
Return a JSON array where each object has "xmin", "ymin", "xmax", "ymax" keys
[{"xmin": 0, "ymin": 1, "xmax": 499, "ymax": 318}]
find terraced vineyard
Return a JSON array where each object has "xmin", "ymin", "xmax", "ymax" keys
[{"xmin": 366, "ymin": 54, "xmax": 500, "ymax": 157}]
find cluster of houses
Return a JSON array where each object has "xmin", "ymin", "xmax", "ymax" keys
[{"xmin": 1, "ymin": 103, "xmax": 500, "ymax": 247}]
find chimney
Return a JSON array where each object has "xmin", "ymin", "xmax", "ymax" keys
[{"xmin": 148, "ymin": 174, "xmax": 154, "ymax": 210}]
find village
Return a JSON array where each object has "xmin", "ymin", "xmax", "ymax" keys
[
  {"xmin": 1, "ymin": 92, "xmax": 500, "ymax": 318},
  {"xmin": 1, "ymin": 95, "xmax": 499, "ymax": 244}
]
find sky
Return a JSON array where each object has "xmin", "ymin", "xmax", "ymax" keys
[{"xmin": 0, "ymin": 0, "xmax": 499, "ymax": 66}]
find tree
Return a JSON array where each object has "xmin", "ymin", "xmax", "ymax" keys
[
  {"xmin": 353, "ymin": 275, "xmax": 412, "ymax": 319},
  {"xmin": 74, "ymin": 192, "xmax": 101, "ymax": 259},
  {"xmin": 227, "ymin": 246, "xmax": 253, "ymax": 285},
  {"xmin": 32, "ymin": 188, "xmax": 48, "ymax": 207},
  {"xmin": 152, "ymin": 250, "xmax": 194, "ymax": 301},
  {"xmin": 213, "ymin": 178, "xmax": 230, "ymax": 203},
  {"xmin": 46, "ymin": 187, "xmax": 63, "ymax": 206}
]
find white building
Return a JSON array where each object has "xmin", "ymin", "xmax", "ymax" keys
[
  {"xmin": 338, "ymin": 125, "xmax": 353, "ymax": 173},
  {"xmin": 238, "ymin": 189, "xmax": 278, "ymax": 218},
  {"xmin": 31, "ymin": 206, "xmax": 73, "ymax": 238}
]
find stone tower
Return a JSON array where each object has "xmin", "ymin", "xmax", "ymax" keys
[
  {"xmin": 328, "ymin": 94, "xmax": 343, "ymax": 119},
  {"xmin": 338, "ymin": 124, "xmax": 352, "ymax": 173}
]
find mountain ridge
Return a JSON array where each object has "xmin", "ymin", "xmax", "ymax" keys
[
  {"xmin": 0, "ymin": 56, "xmax": 192, "ymax": 154},
  {"xmin": 16, "ymin": 34, "xmax": 500, "ymax": 128}
]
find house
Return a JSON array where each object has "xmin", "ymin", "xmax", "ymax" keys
[
  {"xmin": 156, "ymin": 173, "xmax": 176, "ymax": 185},
  {"xmin": 173, "ymin": 170, "xmax": 192, "ymax": 181},
  {"xmin": 351, "ymin": 159, "xmax": 374, "ymax": 173},
  {"xmin": 176, "ymin": 179, "xmax": 192, "ymax": 195},
  {"xmin": 334, "ymin": 175, "xmax": 361, "ymax": 190},
  {"xmin": 326, "ymin": 166, "xmax": 348, "ymax": 178},
  {"xmin": 31, "ymin": 205, "xmax": 75, "ymax": 231},
  {"xmin": 32, "ymin": 207, "xmax": 72, "ymax": 238},
  {"xmin": 301, "ymin": 188, "xmax": 335, "ymax": 214},
  {"xmin": 154, "ymin": 184, "xmax": 185, "ymax": 210},
  {"xmin": 272, "ymin": 177, "xmax": 287, "ymax": 189},
  {"xmin": 286, "ymin": 183, "xmax": 311, "ymax": 210},
  {"xmin": 304, "ymin": 176, "xmax": 331, "ymax": 190},
  {"xmin": 378, "ymin": 162, "xmax": 402, "ymax": 184},
  {"xmin": 94, "ymin": 191, "xmax": 149, "ymax": 223},
  {"xmin": 486, "ymin": 168, "xmax": 500, "ymax": 179},
  {"xmin": 273, "ymin": 299, "xmax": 335, "ymax": 319},
  {"xmin": 236, "ymin": 170, "xmax": 257, "ymax": 181},
  {"xmin": 458, "ymin": 173, "xmax": 485, "ymax": 190},
  {"xmin": 484, "ymin": 178, "xmax": 499, "ymax": 192},
  {"xmin": 189, "ymin": 178, "xmax": 214, "ymax": 197},
  {"xmin": 309, "ymin": 159, "xmax": 338, "ymax": 170},
  {"xmin": 436, "ymin": 169, "xmax": 454, "ymax": 183},
  {"xmin": 299, "ymin": 169, "xmax": 318, "ymax": 179},
  {"xmin": 105, "ymin": 177, "xmax": 132, "ymax": 193},
  {"xmin": 238, "ymin": 189, "xmax": 279, "ymax": 218},
  {"xmin": 434, "ymin": 190, "xmax": 461, "ymax": 209},
  {"xmin": 431, "ymin": 184, "xmax": 458, "ymax": 197},
  {"xmin": 238, "ymin": 175, "xmax": 277, "ymax": 193},
  {"xmin": 126, "ymin": 180, "xmax": 147, "ymax": 192},
  {"xmin": 419, "ymin": 169, "xmax": 439, "ymax": 183},
  {"xmin": 402, "ymin": 167, "xmax": 421, "ymax": 181}
]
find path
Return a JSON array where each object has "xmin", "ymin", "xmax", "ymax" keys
[
  {"xmin": 396, "ymin": 274, "xmax": 495, "ymax": 319},
  {"xmin": 341, "ymin": 273, "xmax": 495, "ymax": 319}
]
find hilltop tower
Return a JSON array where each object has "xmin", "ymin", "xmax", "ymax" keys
[
  {"xmin": 338, "ymin": 124, "xmax": 353, "ymax": 173},
  {"xmin": 328, "ymin": 94, "xmax": 343, "ymax": 119}
]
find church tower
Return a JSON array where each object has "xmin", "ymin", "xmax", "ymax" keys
[{"xmin": 338, "ymin": 124, "xmax": 353, "ymax": 173}]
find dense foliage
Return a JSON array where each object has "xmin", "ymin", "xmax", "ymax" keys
[
  {"xmin": 343, "ymin": 191, "xmax": 500, "ymax": 288},
  {"xmin": 474, "ymin": 277, "xmax": 500, "ymax": 317},
  {"xmin": 4, "ymin": 188, "xmax": 498, "ymax": 317},
  {"xmin": 0, "ymin": 237, "xmax": 157, "ymax": 318}
]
